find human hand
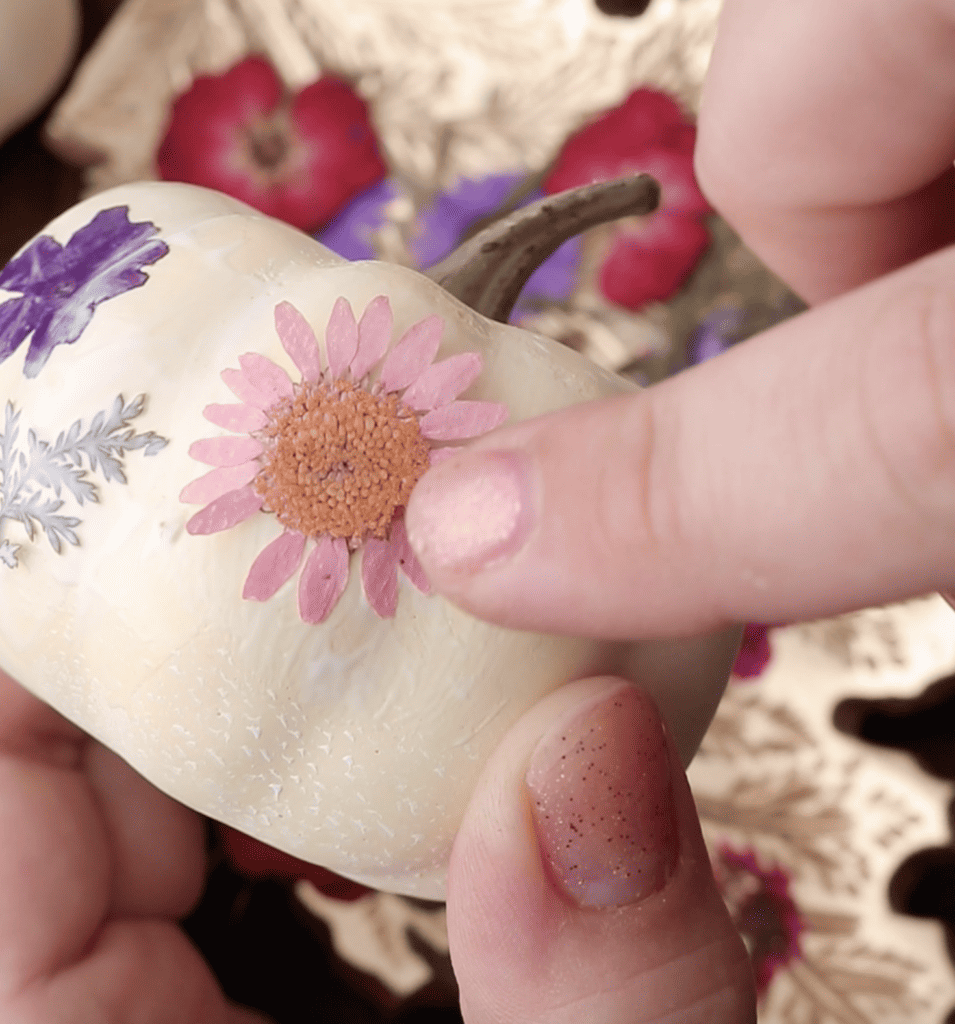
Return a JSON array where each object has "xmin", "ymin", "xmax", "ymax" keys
[
  {"xmin": 0, "ymin": 669, "xmax": 268, "ymax": 1024},
  {"xmin": 404, "ymin": 0, "xmax": 955, "ymax": 637},
  {"xmin": 408, "ymin": 1, "xmax": 955, "ymax": 1020},
  {"xmin": 445, "ymin": 676, "xmax": 755, "ymax": 1024}
]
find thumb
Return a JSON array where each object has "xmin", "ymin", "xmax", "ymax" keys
[
  {"xmin": 447, "ymin": 677, "xmax": 754, "ymax": 1024},
  {"xmin": 406, "ymin": 246, "xmax": 955, "ymax": 637}
]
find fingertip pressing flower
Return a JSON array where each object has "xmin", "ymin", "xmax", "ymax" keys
[{"xmin": 181, "ymin": 295, "xmax": 508, "ymax": 622}]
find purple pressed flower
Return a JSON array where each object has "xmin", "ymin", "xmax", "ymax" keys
[
  {"xmin": 318, "ymin": 180, "xmax": 400, "ymax": 262},
  {"xmin": 409, "ymin": 173, "xmax": 523, "ymax": 267},
  {"xmin": 515, "ymin": 227, "xmax": 581, "ymax": 314},
  {"xmin": 411, "ymin": 175, "xmax": 582, "ymax": 317},
  {"xmin": 317, "ymin": 174, "xmax": 581, "ymax": 322},
  {"xmin": 0, "ymin": 207, "xmax": 169, "ymax": 378}
]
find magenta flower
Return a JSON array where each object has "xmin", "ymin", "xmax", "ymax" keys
[
  {"xmin": 732, "ymin": 623, "xmax": 775, "ymax": 680},
  {"xmin": 714, "ymin": 845, "xmax": 805, "ymax": 995},
  {"xmin": 544, "ymin": 87, "xmax": 710, "ymax": 311},
  {"xmin": 181, "ymin": 296, "xmax": 507, "ymax": 623},
  {"xmin": 157, "ymin": 57, "xmax": 386, "ymax": 233}
]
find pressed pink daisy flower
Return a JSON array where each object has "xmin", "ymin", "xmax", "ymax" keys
[{"xmin": 181, "ymin": 295, "xmax": 508, "ymax": 622}]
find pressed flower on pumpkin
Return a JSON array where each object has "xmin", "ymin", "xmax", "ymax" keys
[
  {"xmin": 181, "ymin": 295, "xmax": 507, "ymax": 623},
  {"xmin": 0, "ymin": 206, "xmax": 169, "ymax": 377}
]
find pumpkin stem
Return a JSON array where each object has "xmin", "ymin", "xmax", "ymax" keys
[{"xmin": 426, "ymin": 174, "xmax": 660, "ymax": 323}]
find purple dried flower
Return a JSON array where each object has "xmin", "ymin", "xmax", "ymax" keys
[
  {"xmin": 317, "ymin": 174, "xmax": 580, "ymax": 321},
  {"xmin": 0, "ymin": 207, "xmax": 169, "ymax": 378},
  {"xmin": 318, "ymin": 180, "xmax": 400, "ymax": 262},
  {"xmin": 409, "ymin": 173, "xmax": 523, "ymax": 267},
  {"xmin": 689, "ymin": 306, "xmax": 745, "ymax": 365}
]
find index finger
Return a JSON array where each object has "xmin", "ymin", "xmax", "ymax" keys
[
  {"xmin": 695, "ymin": 0, "xmax": 955, "ymax": 302},
  {"xmin": 404, "ymin": 243, "xmax": 955, "ymax": 639}
]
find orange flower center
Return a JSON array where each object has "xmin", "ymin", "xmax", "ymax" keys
[{"xmin": 253, "ymin": 379, "xmax": 430, "ymax": 546}]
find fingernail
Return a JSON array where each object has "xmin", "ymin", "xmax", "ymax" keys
[
  {"xmin": 406, "ymin": 450, "xmax": 533, "ymax": 574},
  {"xmin": 526, "ymin": 685, "xmax": 679, "ymax": 909}
]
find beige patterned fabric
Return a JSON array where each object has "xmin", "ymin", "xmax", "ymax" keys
[
  {"xmin": 46, "ymin": 0, "xmax": 719, "ymax": 193},
  {"xmin": 690, "ymin": 598, "xmax": 955, "ymax": 1022}
]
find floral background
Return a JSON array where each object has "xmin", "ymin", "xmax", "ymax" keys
[
  {"xmin": 691, "ymin": 601, "xmax": 955, "ymax": 1024},
  {"xmin": 150, "ymin": 50, "xmax": 735, "ymax": 383},
  {"xmin": 1, "ymin": 0, "xmax": 954, "ymax": 1021}
]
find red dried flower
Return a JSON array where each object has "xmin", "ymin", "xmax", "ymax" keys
[
  {"xmin": 545, "ymin": 87, "xmax": 710, "ymax": 310},
  {"xmin": 157, "ymin": 57, "xmax": 387, "ymax": 232}
]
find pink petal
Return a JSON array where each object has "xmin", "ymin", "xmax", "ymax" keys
[
  {"xmin": 390, "ymin": 517, "xmax": 430, "ymax": 594},
  {"xmin": 188, "ymin": 436, "xmax": 264, "ymax": 467},
  {"xmin": 349, "ymin": 295, "xmax": 393, "ymax": 381},
  {"xmin": 222, "ymin": 367, "xmax": 273, "ymax": 409},
  {"xmin": 419, "ymin": 401, "xmax": 508, "ymax": 441},
  {"xmin": 180, "ymin": 461, "xmax": 260, "ymax": 504},
  {"xmin": 400, "ymin": 352, "xmax": 483, "ymax": 411},
  {"xmin": 275, "ymin": 301, "xmax": 323, "ymax": 381},
  {"xmin": 325, "ymin": 297, "xmax": 359, "ymax": 379},
  {"xmin": 238, "ymin": 352, "xmax": 295, "ymax": 404},
  {"xmin": 298, "ymin": 535, "xmax": 350, "ymax": 623},
  {"xmin": 378, "ymin": 315, "xmax": 443, "ymax": 393},
  {"xmin": 243, "ymin": 530, "xmax": 307, "ymax": 601},
  {"xmin": 203, "ymin": 403, "xmax": 269, "ymax": 432},
  {"xmin": 360, "ymin": 537, "xmax": 399, "ymax": 617},
  {"xmin": 186, "ymin": 486, "xmax": 264, "ymax": 535},
  {"xmin": 428, "ymin": 446, "xmax": 460, "ymax": 466}
]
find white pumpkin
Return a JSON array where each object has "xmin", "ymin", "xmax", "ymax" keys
[
  {"xmin": 0, "ymin": 181, "xmax": 736, "ymax": 898},
  {"xmin": 0, "ymin": 0, "xmax": 80, "ymax": 143}
]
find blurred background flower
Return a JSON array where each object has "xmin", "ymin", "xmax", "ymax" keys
[
  {"xmin": 317, "ymin": 172, "xmax": 581, "ymax": 323},
  {"xmin": 544, "ymin": 87, "xmax": 710, "ymax": 311},
  {"xmin": 714, "ymin": 844, "xmax": 806, "ymax": 996},
  {"xmin": 157, "ymin": 56, "xmax": 386, "ymax": 232}
]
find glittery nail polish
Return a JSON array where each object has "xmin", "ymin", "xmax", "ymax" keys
[{"xmin": 526, "ymin": 685, "xmax": 679, "ymax": 909}]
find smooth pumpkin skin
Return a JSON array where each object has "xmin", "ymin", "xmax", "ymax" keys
[
  {"xmin": 0, "ymin": 0, "xmax": 80, "ymax": 143},
  {"xmin": 0, "ymin": 182, "xmax": 737, "ymax": 897}
]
